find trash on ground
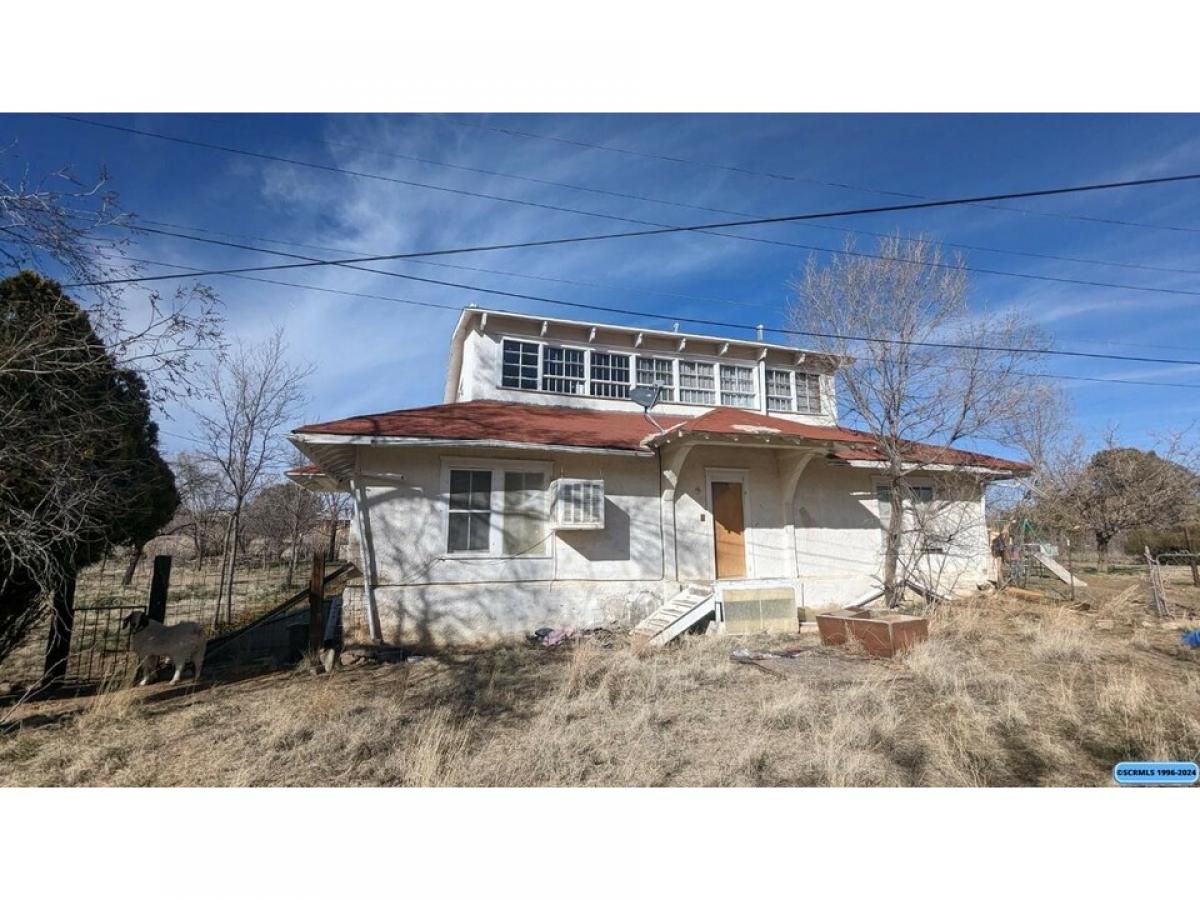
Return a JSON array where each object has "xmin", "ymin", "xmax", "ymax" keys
[
  {"xmin": 1182, "ymin": 629, "xmax": 1200, "ymax": 649},
  {"xmin": 529, "ymin": 626, "xmax": 578, "ymax": 647}
]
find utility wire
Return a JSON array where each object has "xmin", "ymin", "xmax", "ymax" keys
[
  {"xmin": 74, "ymin": 213, "xmax": 1200, "ymax": 355},
  {"xmin": 199, "ymin": 114, "xmax": 1200, "ymax": 279},
  {"xmin": 55, "ymin": 163, "xmax": 1200, "ymax": 292},
  {"xmin": 59, "ymin": 116, "xmax": 1200, "ymax": 299},
  {"xmin": 96, "ymin": 251, "xmax": 1200, "ymax": 392},
  {"xmin": 87, "ymin": 233, "xmax": 1200, "ymax": 370},
  {"xmin": 441, "ymin": 115, "xmax": 1200, "ymax": 235}
]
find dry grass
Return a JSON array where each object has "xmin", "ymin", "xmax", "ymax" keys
[{"xmin": 2, "ymin": 575, "xmax": 1199, "ymax": 787}]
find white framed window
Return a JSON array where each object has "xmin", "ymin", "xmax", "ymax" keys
[
  {"xmin": 719, "ymin": 364, "xmax": 757, "ymax": 408},
  {"xmin": 796, "ymin": 372, "xmax": 822, "ymax": 414},
  {"xmin": 447, "ymin": 469, "xmax": 493, "ymax": 553},
  {"xmin": 679, "ymin": 360, "xmax": 716, "ymax": 404},
  {"xmin": 635, "ymin": 356, "xmax": 675, "ymax": 402},
  {"xmin": 501, "ymin": 339, "xmax": 539, "ymax": 390},
  {"xmin": 542, "ymin": 346, "xmax": 585, "ymax": 394},
  {"xmin": 766, "ymin": 369, "xmax": 794, "ymax": 411},
  {"xmin": 552, "ymin": 479, "xmax": 605, "ymax": 529},
  {"xmin": 444, "ymin": 459, "xmax": 552, "ymax": 557},
  {"xmin": 590, "ymin": 352, "xmax": 631, "ymax": 398}
]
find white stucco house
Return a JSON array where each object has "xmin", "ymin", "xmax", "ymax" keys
[{"xmin": 288, "ymin": 307, "xmax": 1029, "ymax": 646}]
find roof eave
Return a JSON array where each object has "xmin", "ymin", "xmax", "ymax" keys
[{"xmin": 289, "ymin": 432, "xmax": 654, "ymax": 457}]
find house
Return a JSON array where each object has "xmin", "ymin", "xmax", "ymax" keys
[{"xmin": 288, "ymin": 307, "xmax": 1030, "ymax": 645}]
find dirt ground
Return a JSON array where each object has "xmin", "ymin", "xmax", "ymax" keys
[{"xmin": 1, "ymin": 570, "xmax": 1198, "ymax": 787}]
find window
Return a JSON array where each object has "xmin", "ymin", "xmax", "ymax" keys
[
  {"xmin": 448, "ymin": 469, "xmax": 493, "ymax": 553},
  {"xmin": 590, "ymin": 352, "xmax": 631, "ymax": 398},
  {"xmin": 795, "ymin": 372, "xmax": 822, "ymax": 414},
  {"xmin": 446, "ymin": 462, "xmax": 551, "ymax": 557},
  {"xmin": 679, "ymin": 360, "xmax": 716, "ymax": 404},
  {"xmin": 766, "ymin": 369, "xmax": 794, "ymax": 411},
  {"xmin": 502, "ymin": 471, "xmax": 548, "ymax": 555},
  {"xmin": 542, "ymin": 346, "xmax": 585, "ymax": 394},
  {"xmin": 635, "ymin": 357, "xmax": 675, "ymax": 402},
  {"xmin": 719, "ymin": 364, "xmax": 756, "ymax": 408},
  {"xmin": 554, "ymin": 479, "xmax": 605, "ymax": 529},
  {"xmin": 501, "ymin": 340, "xmax": 539, "ymax": 390},
  {"xmin": 876, "ymin": 484, "xmax": 934, "ymax": 547}
]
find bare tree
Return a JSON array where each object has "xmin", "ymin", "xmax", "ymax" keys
[
  {"xmin": 319, "ymin": 491, "xmax": 352, "ymax": 560},
  {"xmin": 244, "ymin": 475, "xmax": 322, "ymax": 587},
  {"xmin": 192, "ymin": 330, "xmax": 310, "ymax": 625},
  {"xmin": 1036, "ymin": 431, "xmax": 1199, "ymax": 572},
  {"xmin": 789, "ymin": 235, "xmax": 1050, "ymax": 605},
  {"xmin": 172, "ymin": 452, "xmax": 229, "ymax": 568},
  {"xmin": 1, "ymin": 152, "xmax": 223, "ymax": 401}
]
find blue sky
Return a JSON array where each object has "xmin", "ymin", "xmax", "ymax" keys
[{"xmin": 4, "ymin": 112, "xmax": 1200, "ymax": 459}]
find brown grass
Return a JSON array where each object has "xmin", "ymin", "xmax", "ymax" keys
[{"xmin": 2, "ymin": 574, "xmax": 1199, "ymax": 787}]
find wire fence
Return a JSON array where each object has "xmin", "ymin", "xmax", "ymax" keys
[
  {"xmin": 74, "ymin": 551, "xmax": 344, "ymax": 633},
  {"xmin": 52, "ymin": 551, "xmax": 348, "ymax": 684}
]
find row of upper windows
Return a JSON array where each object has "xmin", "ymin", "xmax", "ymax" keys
[{"xmin": 500, "ymin": 339, "xmax": 822, "ymax": 413}]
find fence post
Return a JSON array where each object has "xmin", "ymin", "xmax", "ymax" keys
[
  {"xmin": 42, "ymin": 574, "xmax": 77, "ymax": 686},
  {"xmin": 308, "ymin": 550, "xmax": 326, "ymax": 659},
  {"xmin": 1184, "ymin": 526, "xmax": 1200, "ymax": 588},
  {"xmin": 147, "ymin": 555, "xmax": 172, "ymax": 623}
]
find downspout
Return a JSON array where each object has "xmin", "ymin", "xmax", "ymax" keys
[
  {"xmin": 349, "ymin": 467, "xmax": 381, "ymax": 642},
  {"xmin": 655, "ymin": 447, "xmax": 667, "ymax": 583}
]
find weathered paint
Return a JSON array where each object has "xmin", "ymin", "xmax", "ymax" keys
[{"xmin": 346, "ymin": 441, "xmax": 991, "ymax": 645}]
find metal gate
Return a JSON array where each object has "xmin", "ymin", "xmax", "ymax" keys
[{"xmin": 64, "ymin": 604, "xmax": 145, "ymax": 685}]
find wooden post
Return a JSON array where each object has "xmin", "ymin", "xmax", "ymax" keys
[
  {"xmin": 308, "ymin": 550, "xmax": 326, "ymax": 659},
  {"xmin": 42, "ymin": 574, "xmax": 77, "ymax": 686},
  {"xmin": 1066, "ymin": 536, "xmax": 1076, "ymax": 603},
  {"xmin": 1184, "ymin": 526, "xmax": 1200, "ymax": 588},
  {"xmin": 147, "ymin": 555, "xmax": 172, "ymax": 623}
]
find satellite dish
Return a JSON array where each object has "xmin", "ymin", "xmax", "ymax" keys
[
  {"xmin": 630, "ymin": 384, "xmax": 666, "ymax": 434},
  {"xmin": 630, "ymin": 384, "xmax": 662, "ymax": 410}
]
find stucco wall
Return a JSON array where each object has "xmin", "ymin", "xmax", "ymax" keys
[
  {"xmin": 350, "ymin": 442, "xmax": 993, "ymax": 644},
  {"xmin": 352, "ymin": 444, "xmax": 671, "ymax": 643}
]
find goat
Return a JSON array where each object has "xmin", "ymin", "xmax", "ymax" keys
[{"xmin": 121, "ymin": 611, "xmax": 207, "ymax": 686}]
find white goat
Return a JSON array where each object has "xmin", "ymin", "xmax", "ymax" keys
[{"xmin": 121, "ymin": 611, "xmax": 207, "ymax": 686}]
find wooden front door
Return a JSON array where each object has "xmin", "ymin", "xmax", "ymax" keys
[{"xmin": 711, "ymin": 480, "xmax": 747, "ymax": 579}]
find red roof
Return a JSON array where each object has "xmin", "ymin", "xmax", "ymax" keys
[
  {"xmin": 655, "ymin": 406, "xmax": 873, "ymax": 445},
  {"xmin": 293, "ymin": 400, "xmax": 1030, "ymax": 472},
  {"xmin": 293, "ymin": 400, "xmax": 690, "ymax": 452},
  {"xmin": 287, "ymin": 464, "xmax": 324, "ymax": 476},
  {"xmin": 661, "ymin": 407, "xmax": 1032, "ymax": 472}
]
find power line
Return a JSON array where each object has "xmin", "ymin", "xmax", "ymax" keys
[
  {"xmin": 89, "ymin": 235, "xmax": 1200, "ymax": 370},
  {"xmin": 119, "ymin": 212, "xmax": 1200, "ymax": 304},
  {"xmin": 60, "ymin": 165, "xmax": 1200, "ymax": 290},
  {"xmin": 60, "ymin": 116, "xmax": 1200, "ymax": 299},
  {"xmin": 79, "ymin": 214, "xmax": 1200, "ymax": 355},
  {"xmin": 97, "ymin": 251, "xmax": 1200, "ymax": 392},
  {"xmin": 441, "ymin": 115, "xmax": 1200, "ymax": 235},
  {"xmin": 201, "ymin": 114, "xmax": 1200, "ymax": 279}
]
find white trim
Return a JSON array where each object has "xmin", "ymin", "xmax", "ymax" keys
[
  {"xmin": 291, "ymin": 433, "xmax": 654, "ymax": 457},
  {"xmin": 705, "ymin": 467, "xmax": 754, "ymax": 580},
  {"xmin": 440, "ymin": 456, "xmax": 555, "ymax": 560},
  {"xmin": 838, "ymin": 460, "xmax": 1024, "ymax": 478},
  {"xmin": 453, "ymin": 306, "xmax": 839, "ymax": 362},
  {"xmin": 491, "ymin": 331, "xmax": 831, "ymax": 417}
]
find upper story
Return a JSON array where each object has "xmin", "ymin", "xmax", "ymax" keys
[{"xmin": 443, "ymin": 308, "xmax": 842, "ymax": 426}]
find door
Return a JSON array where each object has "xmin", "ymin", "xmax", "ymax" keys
[{"xmin": 711, "ymin": 480, "xmax": 747, "ymax": 579}]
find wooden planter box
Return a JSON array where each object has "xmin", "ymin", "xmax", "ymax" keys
[{"xmin": 815, "ymin": 610, "xmax": 928, "ymax": 658}]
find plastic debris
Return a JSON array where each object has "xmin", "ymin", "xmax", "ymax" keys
[
  {"xmin": 529, "ymin": 626, "xmax": 578, "ymax": 647},
  {"xmin": 1182, "ymin": 630, "xmax": 1200, "ymax": 649}
]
